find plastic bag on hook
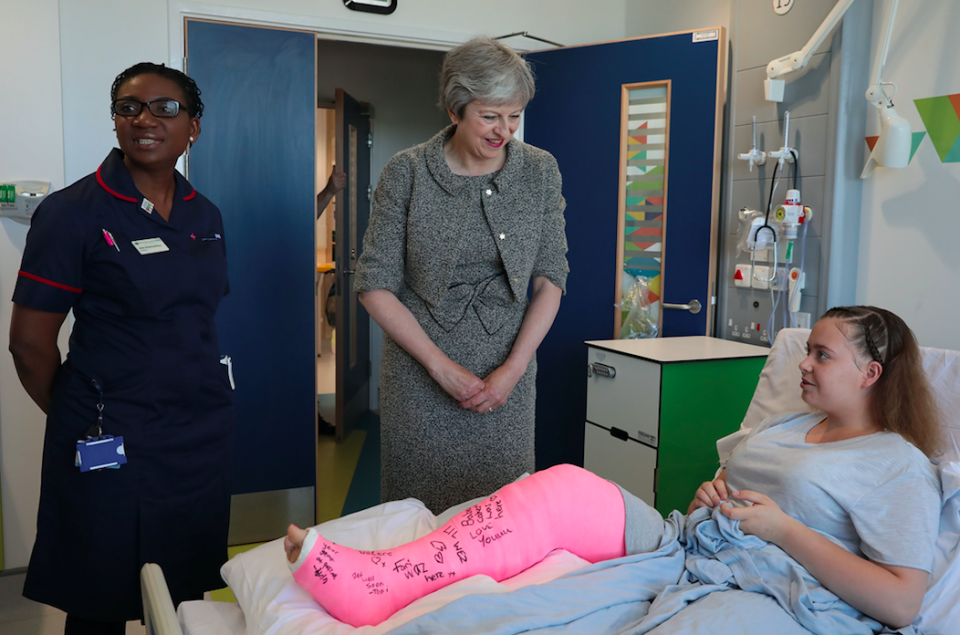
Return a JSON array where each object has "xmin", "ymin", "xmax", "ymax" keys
[
  {"xmin": 619, "ymin": 275, "xmax": 658, "ymax": 339},
  {"xmin": 738, "ymin": 208, "xmax": 775, "ymax": 253}
]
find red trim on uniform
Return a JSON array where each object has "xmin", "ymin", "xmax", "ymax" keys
[
  {"xmin": 183, "ymin": 188, "xmax": 197, "ymax": 201},
  {"xmin": 19, "ymin": 270, "xmax": 82, "ymax": 294},
  {"xmin": 96, "ymin": 164, "xmax": 138, "ymax": 202}
]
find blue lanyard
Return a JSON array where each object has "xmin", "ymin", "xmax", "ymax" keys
[{"xmin": 85, "ymin": 378, "xmax": 105, "ymax": 439}]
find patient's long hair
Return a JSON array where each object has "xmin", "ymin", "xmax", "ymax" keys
[{"xmin": 822, "ymin": 306, "xmax": 942, "ymax": 457}]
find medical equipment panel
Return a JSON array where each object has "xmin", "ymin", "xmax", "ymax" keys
[
  {"xmin": 717, "ymin": 0, "xmax": 872, "ymax": 343},
  {"xmin": 0, "ymin": 180, "xmax": 50, "ymax": 224}
]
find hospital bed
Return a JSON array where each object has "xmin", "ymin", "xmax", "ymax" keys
[{"xmin": 144, "ymin": 328, "xmax": 960, "ymax": 635}]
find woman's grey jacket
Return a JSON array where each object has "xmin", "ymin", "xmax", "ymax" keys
[{"xmin": 354, "ymin": 125, "xmax": 568, "ymax": 311}]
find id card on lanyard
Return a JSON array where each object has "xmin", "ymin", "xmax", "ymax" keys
[{"xmin": 75, "ymin": 377, "xmax": 127, "ymax": 472}]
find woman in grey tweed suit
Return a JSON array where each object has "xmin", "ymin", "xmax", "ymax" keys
[{"xmin": 354, "ymin": 38, "xmax": 568, "ymax": 514}]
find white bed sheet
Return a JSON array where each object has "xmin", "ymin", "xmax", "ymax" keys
[{"xmin": 180, "ymin": 600, "xmax": 247, "ymax": 635}]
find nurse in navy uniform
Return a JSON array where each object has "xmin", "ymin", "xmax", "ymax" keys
[{"xmin": 9, "ymin": 63, "xmax": 233, "ymax": 635}]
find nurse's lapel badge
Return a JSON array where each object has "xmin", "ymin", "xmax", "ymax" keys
[
  {"xmin": 141, "ymin": 198, "xmax": 155, "ymax": 214},
  {"xmin": 131, "ymin": 237, "xmax": 170, "ymax": 255}
]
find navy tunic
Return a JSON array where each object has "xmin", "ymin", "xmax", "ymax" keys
[{"xmin": 13, "ymin": 149, "xmax": 234, "ymax": 620}]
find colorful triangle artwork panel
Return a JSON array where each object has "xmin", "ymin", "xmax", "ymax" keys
[
  {"xmin": 910, "ymin": 131, "xmax": 926, "ymax": 162},
  {"xmin": 647, "ymin": 275, "xmax": 661, "ymax": 301},
  {"xmin": 914, "ymin": 94, "xmax": 960, "ymax": 163},
  {"xmin": 864, "ymin": 131, "xmax": 926, "ymax": 164},
  {"xmin": 945, "ymin": 134, "xmax": 960, "ymax": 164},
  {"xmin": 950, "ymin": 93, "xmax": 960, "ymax": 121}
]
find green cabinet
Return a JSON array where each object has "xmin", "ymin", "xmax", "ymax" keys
[{"xmin": 584, "ymin": 337, "xmax": 767, "ymax": 516}]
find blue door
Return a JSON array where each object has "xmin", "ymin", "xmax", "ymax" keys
[
  {"xmin": 186, "ymin": 21, "xmax": 317, "ymax": 531},
  {"xmin": 524, "ymin": 32, "xmax": 725, "ymax": 468}
]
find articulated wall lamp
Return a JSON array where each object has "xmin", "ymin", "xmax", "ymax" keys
[{"xmin": 763, "ymin": 0, "xmax": 908, "ymax": 178}]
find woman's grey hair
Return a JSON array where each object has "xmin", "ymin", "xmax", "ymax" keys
[{"xmin": 439, "ymin": 38, "xmax": 536, "ymax": 117}]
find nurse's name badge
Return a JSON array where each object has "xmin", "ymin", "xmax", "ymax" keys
[
  {"xmin": 131, "ymin": 237, "xmax": 170, "ymax": 255},
  {"xmin": 75, "ymin": 435, "xmax": 127, "ymax": 472}
]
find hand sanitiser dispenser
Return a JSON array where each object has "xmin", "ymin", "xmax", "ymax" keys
[{"xmin": 0, "ymin": 180, "xmax": 51, "ymax": 224}]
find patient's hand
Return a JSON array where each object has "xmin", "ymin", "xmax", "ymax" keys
[
  {"xmin": 719, "ymin": 489, "xmax": 793, "ymax": 544},
  {"xmin": 689, "ymin": 471, "xmax": 729, "ymax": 513},
  {"xmin": 284, "ymin": 524, "xmax": 309, "ymax": 563}
]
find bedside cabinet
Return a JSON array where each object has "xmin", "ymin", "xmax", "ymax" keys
[{"xmin": 584, "ymin": 337, "xmax": 768, "ymax": 516}]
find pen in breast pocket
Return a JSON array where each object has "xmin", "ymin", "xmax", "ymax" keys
[{"xmin": 102, "ymin": 229, "xmax": 120, "ymax": 252}]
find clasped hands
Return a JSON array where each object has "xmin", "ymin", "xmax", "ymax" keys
[
  {"xmin": 429, "ymin": 357, "xmax": 522, "ymax": 414},
  {"xmin": 690, "ymin": 475, "xmax": 796, "ymax": 544}
]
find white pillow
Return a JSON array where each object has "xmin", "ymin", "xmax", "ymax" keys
[
  {"xmin": 739, "ymin": 328, "xmax": 814, "ymax": 430},
  {"xmin": 716, "ymin": 328, "xmax": 812, "ymax": 465},
  {"xmin": 917, "ymin": 461, "xmax": 960, "ymax": 635},
  {"xmin": 920, "ymin": 348, "xmax": 960, "ymax": 465}
]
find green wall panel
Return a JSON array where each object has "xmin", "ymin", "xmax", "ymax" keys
[{"xmin": 655, "ymin": 357, "xmax": 766, "ymax": 516}]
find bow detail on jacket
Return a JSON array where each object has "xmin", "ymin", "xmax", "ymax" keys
[{"xmin": 427, "ymin": 273, "xmax": 518, "ymax": 335}]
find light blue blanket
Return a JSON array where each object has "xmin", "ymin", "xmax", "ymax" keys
[{"xmin": 384, "ymin": 507, "xmax": 921, "ymax": 635}]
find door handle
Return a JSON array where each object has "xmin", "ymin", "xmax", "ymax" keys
[
  {"xmin": 662, "ymin": 299, "xmax": 701, "ymax": 314},
  {"xmin": 342, "ymin": 269, "xmax": 356, "ymax": 275}
]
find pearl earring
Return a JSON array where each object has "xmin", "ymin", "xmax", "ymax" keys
[{"xmin": 189, "ymin": 137, "xmax": 195, "ymax": 142}]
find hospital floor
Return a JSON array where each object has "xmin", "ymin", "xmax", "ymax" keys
[
  {"xmin": 315, "ymin": 334, "xmax": 381, "ymax": 521},
  {"xmin": 0, "ymin": 572, "xmax": 145, "ymax": 634}
]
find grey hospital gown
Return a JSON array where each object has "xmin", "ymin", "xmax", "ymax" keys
[{"xmin": 354, "ymin": 125, "xmax": 568, "ymax": 514}]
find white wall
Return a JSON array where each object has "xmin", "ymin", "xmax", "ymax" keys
[
  {"xmin": 858, "ymin": 0, "xmax": 960, "ymax": 349},
  {"xmin": 626, "ymin": 0, "xmax": 731, "ymax": 37},
  {"xmin": 2, "ymin": 0, "xmax": 628, "ymax": 569},
  {"xmin": 0, "ymin": 0, "xmax": 67, "ymax": 569},
  {"xmin": 59, "ymin": 0, "xmax": 629, "ymax": 186}
]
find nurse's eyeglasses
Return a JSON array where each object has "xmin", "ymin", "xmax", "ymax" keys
[{"xmin": 111, "ymin": 98, "xmax": 185, "ymax": 118}]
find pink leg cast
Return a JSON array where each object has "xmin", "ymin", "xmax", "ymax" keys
[{"xmin": 291, "ymin": 464, "xmax": 626, "ymax": 627}]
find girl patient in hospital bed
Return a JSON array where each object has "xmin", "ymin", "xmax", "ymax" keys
[{"xmin": 283, "ymin": 306, "xmax": 941, "ymax": 632}]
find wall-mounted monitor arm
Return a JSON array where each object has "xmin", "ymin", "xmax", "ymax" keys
[
  {"xmin": 763, "ymin": 0, "xmax": 907, "ymax": 178},
  {"xmin": 864, "ymin": 0, "xmax": 900, "ymax": 108},
  {"xmin": 764, "ymin": 0, "xmax": 857, "ymax": 102}
]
